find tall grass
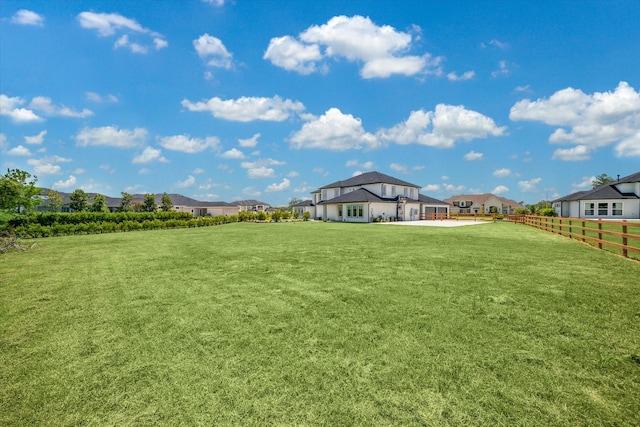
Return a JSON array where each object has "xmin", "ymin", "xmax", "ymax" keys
[{"xmin": 1, "ymin": 222, "xmax": 639, "ymax": 425}]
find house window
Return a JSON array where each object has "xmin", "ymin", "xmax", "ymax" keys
[
  {"xmin": 338, "ymin": 205, "xmax": 343, "ymax": 217},
  {"xmin": 322, "ymin": 190, "xmax": 327, "ymax": 200},
  {"xmin": 404, "ymin": 188, "xmax": 408, "ymax": 197},
  {"xmin": 410, "ymin": 188, "xmax": 415, "ymax": 199},
  {"xmin": 598, "ymin": 202, "xmax": 608, "ymax": 216},
  {"xmin": 381, "ymin": 185, "xmax": 387, "ymax": 197},
  {"xmin": 334, "ymin": 189, "xmax": 339, "ymax": 198},
  {"xmin": 391, "ymin": 186, "xmax": 396, "ymax": 197},
  {"xmin": 612, "ymin": 202, "xmax": 622, "ymax": 216},
  {"xmin": 585, "ymin": 203, "xmax": 595, "ymax": 216},
  {"xmin": 346, "ymin": 204, "xmax": 364, "ymax": 218}
]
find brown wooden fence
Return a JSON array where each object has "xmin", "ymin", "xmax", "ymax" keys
[
  {"xmin": 507, "ymin": 215, "xmax": 640, "ymax": 260},
  {"xmin": 419, "ymin": 212, "xmax": 501, "ymax": 221}
]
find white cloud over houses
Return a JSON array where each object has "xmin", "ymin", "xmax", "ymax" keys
[
  {"xmin": 492, "ymin": 185, "xmax": 509, "ymax": 195},
  {"xmin": 447, "ymin": 71, "xmax": 475, "ymax": 81},
  {"xmin": 77, "ymin": 11, "xmax": 168, "ymax": 54},
  {"xmin": 76, "ymin": 126, "xmax": 147, "ymax": 148},
  {"xmin": 194, "ymin": 34, "xmax": 233, "ymax": 69},
  {"xmin": 390, "ymin": 163, "xmax": 409, "ymax": 173},
  {"xmin": 572, "ymin": 176, "xmax": 596, "ymax": 190},
  {"xmin": 422, "ymin": 184, "xmax": 440, "ymax": 192},
  {"xmin": 175, "ymin": 175, "xmax": 196, "ymax": 189},
  {"xmin": 346, "ymin": 159, "xmax": 374, "ymax": 170},
  {"xmin": 11, "ymin": 9, "xmax": 45, "ymax": 26},
  {"xmin": 265, "ymin": 178, "xmax": 291, "ymax": 192},
  {"xmin": 0, "ymin": 94, "xmax": 41, "ymax": 122},
  {"xmin": 510, "ymin": 81, "xmax": 640, "ymax": 158},
  {"xmin": 52, "ymin": 175, "xmax": 77, "ymax": 190},
  {"xmin": 158, "ymin": 134, "xmax": 220, "ymax": 153},
  {"xmin": 378, "ymin": 104, "xmax": 506, "ymax": 148},
  {"xmin": 26, "ymin": 155, "xmax": 72, "ymax": 175},
  {"xmin": 182, "ymin": 96, "xmax": 305, "ymax": 122},
  {"xmin": 238, "ymin": 133, "xmax": 261, "ymax": 148},
  {"xmin": 290, "ymin": 108, "xmax": 379, "ymax": 151},
  {"xmin": 132, "ymin": 146, "xmax": 169, "ymax": 164},
  {"xmin": 265, "ymin": 15, "xmax": 442, "ymax": 79},
  {"xmin": 518, "ymin": 178, "xmax": 542, "ymax": 193}
]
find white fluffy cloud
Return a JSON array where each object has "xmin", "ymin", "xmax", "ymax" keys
[
  {"xmin": 510, "ymin": 81, "xmax": 640, "ymax": 158},
  {"xmin": 238, "ymin": 133, "xmax": 260, "ymax": 148},
  {"xmin": 220, "ymin": 148, "xmax": 245, "ymax": 159},
  {"xmin": 77, "ymin": 11, "xmax": 168, "ymax": 53},
  {"xmin": 175, "ymin": 175, "xmax": 196, "ymax": 189},
  {"xmin": 0, "ymin": 94, "xmax": 41, "ymax": 122},
  {"xmin": 11, "ymin": 9, "xmax": 44, "ymax": 26},
  {"xmin": 290, "ymin": 108, "xmax": 379, "ymax": 151},
  {"xmin": 518, "ymin": 178, "xmax": 542, "ymax": 193},
  {"xmin": 76, "ymin": 126, "xmax": 147, "ymax": 148},
  {"xmin": 493, "ymin": 168, "xmax": 512, "ymax": 177},
  {"xmin": 447, "ymin": 71, "xmax": 475, "ymax": 81},
  {"xmin": 8, "ymin": 145, "xmax": 32, "ymax": 156},
  {"xmin": 492, "ymin": 185, "xmax": 509, "ymax": 195},
  {"xmin": 464, "ymin": 150, "xmax": 483, "ymax": 161},
  {"xmin": 85, "ymin": 92, "xmax": 119, "ymax": 103},
  {"xmin": 265, "ymin": 178, "xmax": 291, "ymax": 192},
  {"xmin": 390, "ymin": 163, "xmax": 408, "ymax": 173},
  {"xmin": 24, "ymin": 130, "xmax": 47, "ymax": 145},
  {"xmin": 346, "ymin": 159, "xmax": 374, "ymax": 170},
  {"xmin": 133, "ymin": 146, "xmax": 169, "ymax": 164},
  {"xmin": 194, "ymin": 34, "xmax": 233, "ymax": 69},
  {"xmin": 265, "ymin": 15, "xmax": 442, "ymax": 79},
  {"xmin": 552, "ymin": 145, "xmax": 591, "ymax": 161},
  {"xmin": 29, "ymin": 96, "xmax": 93, "ymax": 118},
  {"xmin": 182, "ymin": 96, "xmax": 305, "ymax": 122},
  {"xmin": 52, "ymin": 175, "xmax": 77, "ymax": 190},
  {"xmin": 158, "ymin": 134, "xmax": 220, "ymax": 153},
  {"xmin": 378, "ymin": 104, "xmax": 506, "ymax": 148},
  {"xmin": 27, "ymin": 155, "xmax": 72, "ymax": 175}
]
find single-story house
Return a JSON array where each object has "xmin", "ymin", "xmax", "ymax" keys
[
  {"xmin": 292, "ymin": 171, "xmax": 449, "ymax": 223},
  {"xmin": 38, "ymin": 190, "xmax": 269, "ymax": 217},
  {"xmin": 444, "ymin": 193, "xmax": 524, "ymax": 215},
  {"xmin": 553, "ymin": 171, "xmax": 640, "ymax": 219}
]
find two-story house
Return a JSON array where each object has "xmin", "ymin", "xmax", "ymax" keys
[
  {"xmin": 292, "ymin": 171, "xmax": 449, "ymax": 222},
  {"xmin": 444, "ymin": 193, "xmax": 524, "ymax": 215}
]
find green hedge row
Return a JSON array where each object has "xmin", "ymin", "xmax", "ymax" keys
[
  {"xmin": 8, "ymin": 211, "xmax": 194, "ymax": 227},
  {"xmin": 8, "ymin": 214, "xmax": 239, "ymax": 238}
]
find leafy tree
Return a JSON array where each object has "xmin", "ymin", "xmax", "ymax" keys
[
  {"xmin": 0, "ymin": 169, "xmax": 42, "ymax": 213},
  {"xmin": 119, "ymin": 192, "xmax": 134, "ymax": 212},
  {"xmin": 69, "ymin": 189, "xmax": 88, "ymax": 212},
  {"xmin": 592, "ymin": 173, "xmax": 615, "ymax": 188},
  {"xmin": 288, "ymin": 197, "xmax": 303, "ymax": 207},
  {"xmin": 44, "ymin": 189, "xmax": 64, "ymax": 212},
  {"xmin": 302, "ymin": 211, "xmax": 311, "ymax": 221},
  {"xmin": 90, "ymin": 194, "xmax": 109, "ymax": 212},
  {"xmin": 271, "ymin": 210, "xmax": 282, "ymax": 222},
  {"xmin": 160, "ymin": 192, "xmax": 174, "ymax": 212},
  {"xmin": 142, "ymin": 193, "xmax": 157, "ymax": 212},
  {"xmin": 540, "ymin": 207, "xmax": 557, "ymax": 217}
]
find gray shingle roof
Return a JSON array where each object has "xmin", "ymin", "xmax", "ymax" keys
[
  {"xmin": 319, "ymin": 171, "xmax": 419, "ymax": 190},
  {"xmin": 318, "ymin": 188, "xmax": 390, "ymax": 204},
  {"xmin": 553, "ymin": 171, "xmax": 640, "ymax": 202}
]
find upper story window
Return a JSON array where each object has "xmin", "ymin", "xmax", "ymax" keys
[
  {"xmin": 381, "ymin": 185, "xmax": 387, "ymax": 197},
  {"xmin": 391, "ymin": 186, "xmax": 396, "ymax": 197},
  {"xmin": 322, "ymin": 189, "xmax": 327, "ymax": 200},
  {"xmin": 410, "ymin": 188, "xmax": 415, "ymax": 199},
  {"xmin": 334, "ymin": 189, "xmax": 340, "ymax": 198},
  {"xmin": 404, "ymin": 187, "xmax": 408, "ymax": 197}
]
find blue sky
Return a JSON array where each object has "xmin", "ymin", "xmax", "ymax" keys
[{"xmin": 1, "ymin": 0, "xmax": 639, "ymax": 206}]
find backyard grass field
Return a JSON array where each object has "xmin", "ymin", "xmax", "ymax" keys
[{"xmin": 1, "ymin": 221, "xmax": 639, "ymax": 426}]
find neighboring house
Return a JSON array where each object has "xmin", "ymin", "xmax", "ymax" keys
[
  {"xmin": 444, "ymin": 193, "xmax": 524, "ymax": 215},
  {"xmin": 553, "ymin": 171, "xmax": 640, "ymax": 219},
  {"xmin": 38, "ymin": 190, "xmax": 268, "ymax": 217},
  {"xmin": 293, "ymin": 171, "xmax": 449, "ymax": 223}
]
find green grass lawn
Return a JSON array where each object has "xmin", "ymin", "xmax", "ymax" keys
[{"xmin": 1, "ymin": 221, "xmax": 639, "ymax": 426}]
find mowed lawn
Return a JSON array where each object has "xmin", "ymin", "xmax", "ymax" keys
[{"xmin": 1, "ymin": 221, "xmax": 639, "ymax": 426}]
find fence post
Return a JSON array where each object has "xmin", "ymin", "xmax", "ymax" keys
[
  {"xmin": 598, "ymin": 219, "xmax": 603, "ymax": 250},
  {"xmin": 582, "ymin": 220, "xmax": 586, "ymax": 242},
  {"xmin": 622, "ymin": 220, "xmax": 628, "ymax": 258}
]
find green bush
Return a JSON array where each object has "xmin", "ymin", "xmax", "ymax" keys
[{"xmin": 540, "ymin": 208, "xmax": 557, "ymax": 217}]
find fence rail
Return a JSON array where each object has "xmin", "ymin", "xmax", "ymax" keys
[
  {"xmin": 419, "ymin": 212, "xmax": 501, "ymax": 221},
  {"xmin": 507, "ymin": 215, "xmax": 640, "ymax": 260}
]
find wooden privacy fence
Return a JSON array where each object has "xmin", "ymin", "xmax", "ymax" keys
[{"xmin": 507, "ymin": 215, "xmax": 640, "ymax": 260}]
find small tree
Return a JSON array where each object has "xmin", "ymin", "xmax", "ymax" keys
[
  {"xmin": 302, "ymin": 211, "xmax": 311, "ymax": 221},
  {"xmin": 160, "ymin": 192, "xmax": 174, "ymax": 212},
  {"xmin": 90, "ymin": 194, "xmax": 109, "ymax": 212},
  {"xmin": 44, "ymin": 189, "xmax": 64, "ymax": 212},
  {"xmin": 142, "ymin": 193, "xmax": 157, "ymax": 212},
  {"xmin": 69, "ymin": 189, "xmax": 89, "ymax": 212},
  {"xmin": 540, "ymin": 207, "xmax": 557, "ymax": 217},
  {"xmin": 119, "ymin": 192, "xmax": 134, "ymax": 212},
  {"xmin": 0, "ymin": 169, "xmax": 42, "ymax": 213},
  {"xmin": 271, "ymin": 210, "xmax": 282, "ymax": 222},
  {"xmin": 592, "ymin": 173, "xmax": 615, "ymax": 188}
]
